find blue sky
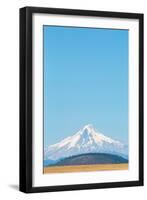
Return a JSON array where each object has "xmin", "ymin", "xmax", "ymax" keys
[{"xmin": 44, "ymin": 26, "xmax": 128, "ymax": 147}]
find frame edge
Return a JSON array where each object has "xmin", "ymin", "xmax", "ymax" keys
[
  {"xmin": 139, "ymin": 13, "xmax": 144, "ymax": 186},
  {"xmin": 19, "ymin": 7, "xmax": 33, "ymax": 193}
]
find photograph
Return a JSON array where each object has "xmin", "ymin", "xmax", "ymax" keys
[
  {"xmin": 43, "ymin": 26, "xmax": 129, "ymax": 174},
  {"xmin": 19, "ymin": 7, "xmax": 143, "ymax": 193}
]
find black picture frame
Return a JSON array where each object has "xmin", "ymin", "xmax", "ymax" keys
[{"xmin": 19, "ymin": 6, "xmax": 144, "ymax": 193}]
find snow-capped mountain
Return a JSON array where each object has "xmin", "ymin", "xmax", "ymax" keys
[{"xmin": 44, "ymin": 124, "xmax": 128, "ymax": 161}]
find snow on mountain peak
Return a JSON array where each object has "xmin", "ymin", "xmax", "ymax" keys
[
  {"xmin": 44, "ymin": 124, "xmax": 128, "ymax": 161},
  {"xmin": 78, "ymin": 124, "xmax": 94, "ymax": 137},
  {"xmin": 80, "ymin": 124, "xmax": 95, "ymax": 136},
  {"xmin": 78, "ymin": 124, "xmax": 117, "ymax": 144},
  {"xmin": 83, "ymin": 124, "xmax": 94, "ymax": 131}
]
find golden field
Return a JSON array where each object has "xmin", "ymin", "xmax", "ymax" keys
[{"xmin": 43, "ymin": 163, "xmax": 128, "ymax": 174}]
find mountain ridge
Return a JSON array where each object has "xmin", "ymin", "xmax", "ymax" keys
[
  {"xmin": 44, "ymin": 124, "xmax": 128, "ymax": 161},
  {"xmin": 46, "ymin": 153, "xmax": 128, "ymax": 167}
]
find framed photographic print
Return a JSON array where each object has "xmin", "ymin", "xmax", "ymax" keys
[{"xmin": 19, "ymin": 7, "xmax": 144, "ymax": 193}]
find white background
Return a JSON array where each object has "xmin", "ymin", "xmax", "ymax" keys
[{"xmin": 0, "ymin": 0, "xmax": 146, "ymax": 199}]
